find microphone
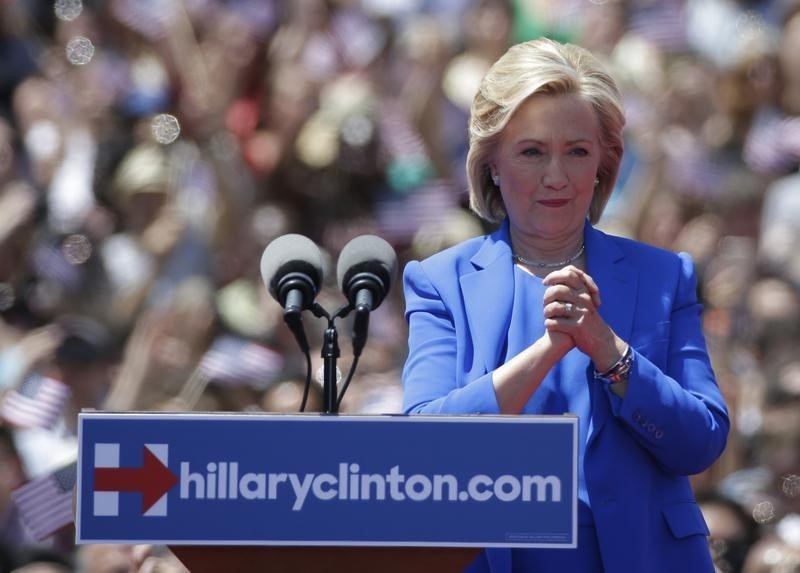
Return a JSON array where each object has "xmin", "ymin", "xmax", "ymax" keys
[
  {"xmin": 337, "ymin": 235, "xmax": 398, "ymax": 356},
  {"xmin": 260, "ymin": 234, "xmax": 324, "ymax": 352},
  {"xmin": 337, "ymin": 235, "xmax": 398, "ymax": 312}
]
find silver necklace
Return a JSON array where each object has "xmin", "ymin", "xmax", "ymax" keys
[{"xmin": 512, "ymin": 243, "xmax": 585, "ymax": 269}]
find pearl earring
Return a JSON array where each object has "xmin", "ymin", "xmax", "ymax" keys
[
  {"xmin": 594, "ymin": 177, "xmax": 600, "ymax": 186},
  {"xmin": 492, "ymin": 174, "xmax": 500, "ymax": 186}
]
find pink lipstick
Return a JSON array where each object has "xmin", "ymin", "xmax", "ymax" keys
[{"xmin": 537, "ymin": 199, "xmax": 570, "ymax": 207}]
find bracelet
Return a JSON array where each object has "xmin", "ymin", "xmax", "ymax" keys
[{"xmin": 594, "ymin": 344, "xmax": 633, "ymax": 384}]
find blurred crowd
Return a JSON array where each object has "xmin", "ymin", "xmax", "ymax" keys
[{"xmin": 0, "ymin": 0, "xmax": 799, "ymax": 571}]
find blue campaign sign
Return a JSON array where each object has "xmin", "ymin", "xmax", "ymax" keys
[{"xmin": 76, "ymin": 413, "xmax": 577, "ymax": 547}]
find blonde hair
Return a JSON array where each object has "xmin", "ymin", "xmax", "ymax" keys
[{"xmin": 466, "ymin": 37, "xmax": 625, "ymax": 224}]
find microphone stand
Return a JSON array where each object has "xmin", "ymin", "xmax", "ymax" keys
[
  {"xmin": 321, "ymin": 324, "xmax": 339, "ymax": 413},
  {"xmin": 311, "ymin": 303, "xmax": 351, "ymax": 414}
]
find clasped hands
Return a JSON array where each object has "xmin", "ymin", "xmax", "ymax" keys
[{"xmin": 541, "ymin": 265, "xmax": 626, "ymax": 373}]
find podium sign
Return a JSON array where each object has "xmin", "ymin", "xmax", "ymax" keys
[{"xmin": 76, "ymin": 413, "xmax": 577, "ymax": 548}]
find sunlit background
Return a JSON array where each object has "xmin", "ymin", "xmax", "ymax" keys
[{"xmin": 1, "ymin": 0, "xmax": 799, "ymax": 571}]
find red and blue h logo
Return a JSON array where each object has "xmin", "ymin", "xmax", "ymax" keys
[{"xmin": 93, "ymin": 444, "xmax": 178, "ymax": 517}]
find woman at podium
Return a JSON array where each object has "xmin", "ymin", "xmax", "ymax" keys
[{"xmin": 401, "ymin": 37, "xmax": 729, "ymax": 573}]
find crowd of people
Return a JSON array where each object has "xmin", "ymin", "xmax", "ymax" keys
[{"xmin": 0, "ymin": 0, "xmax": 799, "ymax": 571}]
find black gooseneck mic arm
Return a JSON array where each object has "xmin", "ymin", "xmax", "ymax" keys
[
  {"xmin": 333, "ymin": 235, "xmax": 398, "ymax": 409},
  {"xmin": 261, "ymin": 234, "xmax": 325, "ymax": 413},
  {"xmin": 276, "ymin": 271, "xmax": 315, "ymax": 354}
]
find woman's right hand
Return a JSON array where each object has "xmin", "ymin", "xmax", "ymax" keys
[
  {"xmin": 492, "ymin": 326, "xmax": 576, "ymax": 414},
  {"xmin": 542, "ymin": 265, "xmax": 626, "ymax": 371},
  {"xmin": 543, "ymin": 328, "xmax": 575, "ymax": 357}
]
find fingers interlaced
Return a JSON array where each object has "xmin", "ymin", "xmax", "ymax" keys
[
  {"xmin": 542, "ymin": 265, "xmax": 601, "ymax": 307},
  {"xmin": 543, "ymin": 284, "xmax": 595, "ymax": 311}
]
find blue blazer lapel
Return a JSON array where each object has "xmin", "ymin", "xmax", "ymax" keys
[
  {"xmin": 584, "ymin": 221, "xmax": 638, "ymax": 445},
  {"xmin": 585, "ymin": 222, "xmax": 637, "ymax": 342},
  {"xmin": 460, "ymin": 222, "xmax": 515, "ymax": 376}
]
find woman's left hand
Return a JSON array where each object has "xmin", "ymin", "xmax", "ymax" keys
[{"xmin": 541, "ymin": 265, "xmax": 627, "ymax": 372}]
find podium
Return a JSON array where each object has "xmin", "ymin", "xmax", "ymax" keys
[{"xmin": 75, "ymin": 412, "xmax": 577, "ymax": 571}]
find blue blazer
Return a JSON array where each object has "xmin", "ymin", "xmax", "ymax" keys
[{"xmin": 401, "ymin": 220, "xmax": 729, "ymax": 573}]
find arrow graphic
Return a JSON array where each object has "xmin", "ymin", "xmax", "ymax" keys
[{"xmin": 94, "ymin": 446, "xmax": 178, "ymax": 513}]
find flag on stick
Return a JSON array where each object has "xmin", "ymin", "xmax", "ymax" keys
[
  {"xmin": 12, "ymin": 461, "xmax": 77, "ymax": 540},
  {"xmin": 196, "ymin": 335, "xmax": 284, "ymax": 388},
  {"xmin": 1, "ymin": 374, "xmax": 70, "ymax": 430}
]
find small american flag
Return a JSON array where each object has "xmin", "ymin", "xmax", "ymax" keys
[
  {"xmin": 375, "ymin": 180, "xmax": 463, "ymax": 244},
  {"xmin": 197, "ymin": 335, "xmax": 284, "ymax": 388},
  {"xmin": 1, "ymin": 374, "xmax": 70, "ymax": 430},
  {"xmin": 743, "ymin": 111, "xmax": 800, "ymax": 176},
  {"xmin": 109, "ymin": 0, "xmax": 176, "ymax": 41},
  {"xmin": 12, "ymin": 461, "xmax": 77, "ymax": 540},
  {"xmin": 627, "ymin": 0, "xmax": 688, "ymax": 52}
]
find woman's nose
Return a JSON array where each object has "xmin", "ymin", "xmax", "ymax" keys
[{"xmin": 542, "ymin": 157, "xmax": 568, "ymax": 189}]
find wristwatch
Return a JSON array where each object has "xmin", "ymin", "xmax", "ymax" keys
[{"xmin": 594, "ymin": 345, "xmax": 634, "ymax": 384}]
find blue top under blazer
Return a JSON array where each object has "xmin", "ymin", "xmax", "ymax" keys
[{"xmin": 401, "ymin": 219, "xmax": 729, "ymax": 573}]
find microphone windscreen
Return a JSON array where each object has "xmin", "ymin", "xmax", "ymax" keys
[
  {"xmin": 260, "ymin": 234, "xmax": 324, "ymax": 300},
  {"xmin": 336, "ymin": 235, "xmax": 398, "ymax": 294}
]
